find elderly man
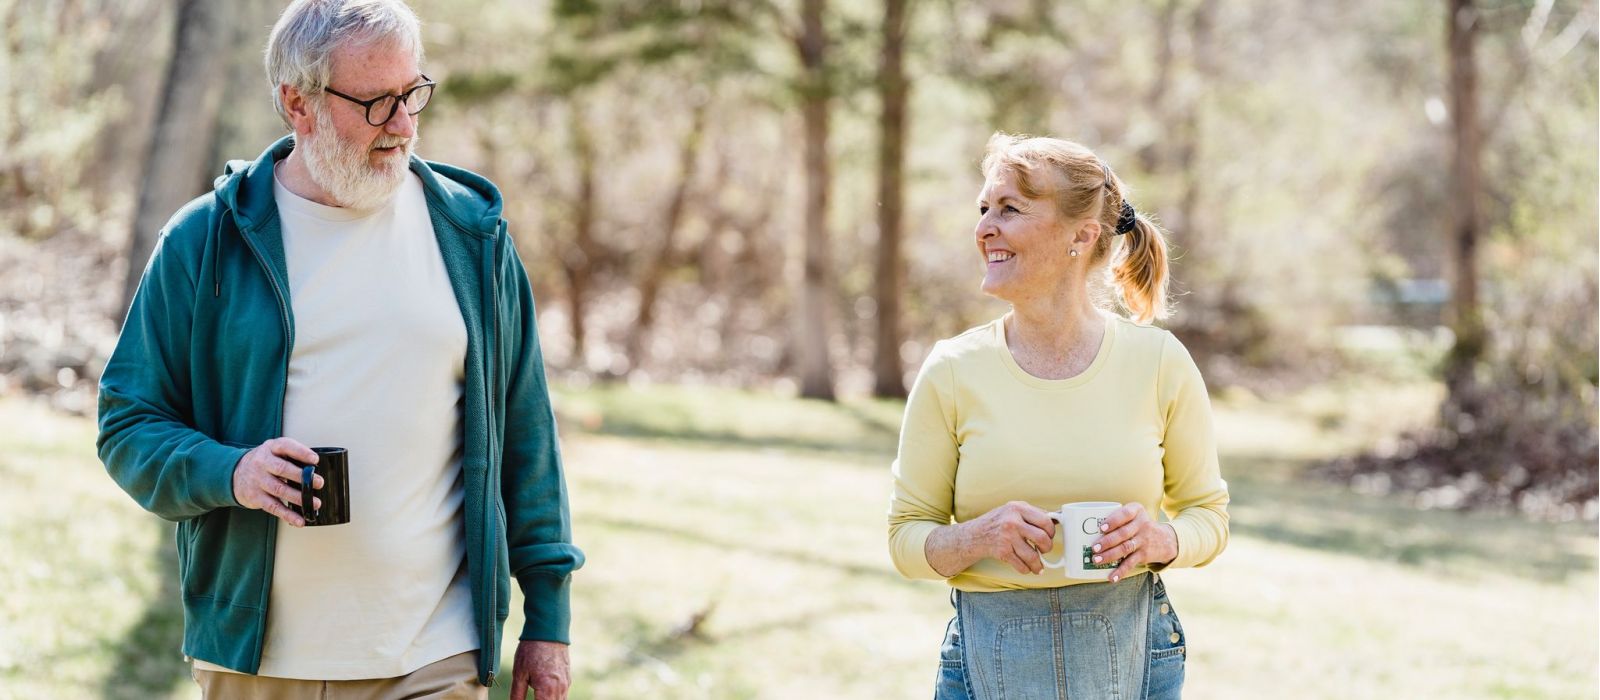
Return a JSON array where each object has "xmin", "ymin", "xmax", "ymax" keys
[{"xmin": 97, "ymin": 1, "xmax": 582, "ymax": 697}]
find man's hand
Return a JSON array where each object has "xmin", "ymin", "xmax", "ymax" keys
[
  {"xmin": 509, "ymin": 640, "xmax": 570, "ymax": 699},
  {"xmin": 232, "ymin": 437, "xmax": 322, "ymax": 527}
]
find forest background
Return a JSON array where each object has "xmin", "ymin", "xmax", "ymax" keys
[{"xmin": 1, "ymin": 0, "xmax": 1596, "ymax": 698}]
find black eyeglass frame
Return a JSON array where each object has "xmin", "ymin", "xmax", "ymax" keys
[{"xmin": 322, "ymin": 74, "xmax": 436, "ymax": 127}]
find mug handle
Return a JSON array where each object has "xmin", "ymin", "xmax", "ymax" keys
[
  {"xmin": 300, "ymin": 465, "xmax": 318, "ymax": 525},
  {"xmin": 1040, "ymin": 512, "xmax": 1067, "ymax": 568}
]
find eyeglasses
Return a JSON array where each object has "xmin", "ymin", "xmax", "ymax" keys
[{"xmin": 322, "ymin": 75, "xmax": 436, "ymax": 127}]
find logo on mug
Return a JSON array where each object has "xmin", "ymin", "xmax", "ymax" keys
[{"xmin": 1081, "ymin": 517, "xmax": 1104, "ymax": 535}]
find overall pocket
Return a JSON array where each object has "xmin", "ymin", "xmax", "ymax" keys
[
  {"xmin": 991, "ymin": 613, "xmax": 1120, "ymax": 700},
  {"xmin": 1145, "ymin": 577, "xmax": 1186, "ymax": 700},
  {"xmin": 935, "ymin": 612, "xmax": 970, "ymax": 700}
]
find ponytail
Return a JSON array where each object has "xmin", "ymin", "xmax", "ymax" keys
[
  {"xmin": 979, "ymin": 132, "xmax": 1173, "ymax": 323},
  {"xmin": 1111, "ymin": 214, "xmax": 1170, "ymax": 324}
]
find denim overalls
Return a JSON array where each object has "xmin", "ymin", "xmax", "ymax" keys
[{"xmin": 935, "ymin": 572, "xmax": 1186, "ymax": 700}]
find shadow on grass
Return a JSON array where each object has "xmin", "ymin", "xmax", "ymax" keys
[
  {"xmin": 553, "ymin": 385, "xmax": 901, "ymax": 459},
  {"xmin": 1225, "ymin": 456, "xmax": 1597, "ymax": 583},
  {"xmin": 574, "ymin": 421, "xmax": 897, "ymax": 460},
  {"xmin": 834, "ymin": 401, "xmax": 902, "ymax": 439},
  {"xmin": 585, "ymin": 514, "xmax": 911, "ymax": 588},
  {"xmin": 99, "ymin": 522, "xmax": 188, "ymax": 700},
  {"xmin": 594, "ymin": 601, "xmax": 880, "ymax": 681}
]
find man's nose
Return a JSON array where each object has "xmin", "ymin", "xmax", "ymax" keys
[{"xmin": 384, "ymin": 104, "xmax": 416, "ymax": 138}]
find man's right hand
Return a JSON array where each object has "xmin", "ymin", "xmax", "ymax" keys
[{"xmin": 233, "ymin": 437, "xmax": 323, "ymax": 527}]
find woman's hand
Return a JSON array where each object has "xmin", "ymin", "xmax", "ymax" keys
[
  {"xmin": 1092, "ymin": 502, "xmax": 1178, "ymax": 583},
  {"xmin": 926, "ymin": 501, "xmax": 1058, "ymax": 577}
]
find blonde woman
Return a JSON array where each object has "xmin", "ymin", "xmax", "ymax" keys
[{"xmin": 887, "ymin": 134, "xmax": 1230, "ymax": 699}]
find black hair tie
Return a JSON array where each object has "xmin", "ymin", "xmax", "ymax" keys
[{"xmin": 1115, "ymin": 200, "xmax": 1137, "ymax": 235}]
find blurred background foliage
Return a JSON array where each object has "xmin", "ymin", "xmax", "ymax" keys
[
  {"xmin": 0, "ymin": 0, "xmax": 1594, "ymax": 514},
  {"xmin": 2, "ymin": 2, "xmax": 1598, "ymax": 698}
]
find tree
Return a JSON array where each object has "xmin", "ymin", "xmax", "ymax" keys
[
  {"xmin": 622, "ymin": 99, "xmax": 708, "ymax": 373},
  {"xmin": 121, "ymin": 0, "xmax": 234, "ymax": 318},
  {"xmin": 1444, "ymin": 0, "xmax": 1486, "ymax": 394},
  {"xmin": 540, "ymin": 1, "xmax": 767, "ymax": 374},
  {"xmin": 871, "ymin": 0, "xmax": 911, "ymax": 398},
  {"xmin": 561, "ymin": 99, "xmax": 601, "ymax": 366},
  {"xmin": 796, "ymin": 0, "xmax": 836, "ymax": 400}
]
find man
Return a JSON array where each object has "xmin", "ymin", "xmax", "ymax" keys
[{"xmin": 97, "ymin": 1, "xmax": 582, "ymax": 697}]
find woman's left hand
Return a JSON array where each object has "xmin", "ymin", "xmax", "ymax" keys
[{"xmin": 1091, "ymin": 502, "xmax": 1178, "ymax": 583}]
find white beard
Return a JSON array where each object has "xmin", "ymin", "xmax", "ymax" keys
[{"xmin": 300, "ymin": 102, "xmax": 416, "ymax": 210}]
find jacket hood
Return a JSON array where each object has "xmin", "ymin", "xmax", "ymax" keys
[{"xmin": 212, "ymin": 134, "xmax": 505, "ymax": 236}]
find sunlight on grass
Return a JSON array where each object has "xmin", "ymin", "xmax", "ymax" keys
[
  {"xmin": 550, "ymin": 382, "xmax": 904, "ymax": 457},
  {"xmin": 0, "ymin": 397, "xmax": 188, "ymax": 700},
  {"xmin": 2, "ymin": 378, "xmax": 1596, "ymax": 699}
]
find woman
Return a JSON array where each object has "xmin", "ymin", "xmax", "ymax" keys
[{"xmin": 887, "ymin": 133, "xmax": 1230, "ymax": 700}]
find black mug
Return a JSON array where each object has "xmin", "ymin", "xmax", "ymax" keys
[{"xmin": 289, "ymin": 447, "xmax": 351, "ymax": 526}]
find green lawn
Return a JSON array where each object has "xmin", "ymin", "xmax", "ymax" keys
[{"xmin": 1, "ymin": 380, "xmax": 1595, "ymax": 699}]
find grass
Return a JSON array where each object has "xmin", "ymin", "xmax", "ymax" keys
[
  {"xmin": 0, "ymin": 397, "xmax": 188, "ymax": 700},
  {"xmin": 549, "ymin": 382, "xmax": 905, "ymax": 457},
  {"xmin": 1, "ymin": 377, "xmax": 1595, "ymax": 699}
]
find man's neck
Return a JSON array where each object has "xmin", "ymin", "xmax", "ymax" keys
[{"xmin": 276, "ymin": 145, "xmax": 342, "ymax": 208}]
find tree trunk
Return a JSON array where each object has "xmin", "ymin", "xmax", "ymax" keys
[
  {"xmin": 1137, "ymin": 0, "xmax": 1180, "ymax": 174},
  {"xmin": 1144, "ymin": 0, "xmax": 1216, "ymax": 338},
  {"xmin": 624, "ymin": 100, "xmax": 708, "ymax": 374},
  {"xmin": 120, "ymin": 0, "xmax": 234, "ymax": 319},
  {"xmin": 1174, "ymin": 0, "xmax": 1217, "ymax": 244},
  {"xmin": 1445, "ymin": 0, "xmax": 1486, "ymax": 392},
  {"xmin": 872, "ymin": 0, "xmax": 911, "ymax": 398},
  {"xmin": 86, "ymin": 0, "xmax": 171, "ymax": 202},
  {"xmin": 207, "ymin": 0, "xmax": 287, "ymax": 175},
  {"xmin": 563, "ymin": 101, "xmax": 600, "ymax": 369},
  {"xmin": 797, "ymin": 0, "xmax": 836, "ymax": 400}
]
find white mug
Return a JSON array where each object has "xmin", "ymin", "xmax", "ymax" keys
[{"xmin": 1040, "ymin": 501, "xmax": 1122, "ymax": 580}]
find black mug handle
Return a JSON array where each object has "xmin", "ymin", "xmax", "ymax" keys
[{"xmin": 300, "ymin": 464, "xmax": 318, "ymax": 525}]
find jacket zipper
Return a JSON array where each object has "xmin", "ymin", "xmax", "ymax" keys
[
  {"xmin": 237, "ymin": 221, "xmax": 293, "ymax": 672},
  {"xmin": 482, "ymin": 226, "xmax": 503, "ymax": 685}
]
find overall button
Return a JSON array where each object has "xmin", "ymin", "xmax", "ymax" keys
[
  {"xmin": 1160, "ymin": 603, "xmax": 1170, "ymax": 615},
  {"xmin": 1169, "ymin": 632, "xmax": 1182, "ymax": 644}
]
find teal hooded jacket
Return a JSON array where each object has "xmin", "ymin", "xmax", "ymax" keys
[{"xmin": 97, "ymin": 136, "xmax": 583, "ymax": 686}]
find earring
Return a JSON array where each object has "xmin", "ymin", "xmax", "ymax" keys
[{"xmin": 1070, "ymin": 249, "xmax": 1079, "ymax": 258}]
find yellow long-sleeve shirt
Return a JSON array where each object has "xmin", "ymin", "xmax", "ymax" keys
[{"xmin": 887, "ymin": 314, "xmax": 1230, "ymax": 591}]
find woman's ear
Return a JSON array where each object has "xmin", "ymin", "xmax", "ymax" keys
[{"xmin": 1072, "ymin": 219, "xmax": 1102, "ymax": 250}]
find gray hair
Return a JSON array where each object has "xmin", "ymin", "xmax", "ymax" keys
[{"xmin": 265, "ymin": 0, "xmax": 424, "ymax": 129}]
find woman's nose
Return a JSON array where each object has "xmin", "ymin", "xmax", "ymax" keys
[{"xmin": 975, "ymin": 217, "xmax": 997, "ymax": 240}]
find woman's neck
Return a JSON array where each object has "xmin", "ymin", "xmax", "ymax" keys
[{"xmin": 1004, "ymin": 290, "xmax": 1106, "ymax": 380}]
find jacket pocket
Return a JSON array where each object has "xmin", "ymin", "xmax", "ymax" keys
[
  {"xmin": 181, "ymin": 513, "xmax": 209, "ymax": 586},
  {"xmin": 176, "ymin": 518, "xmax": 196, "ymax": 592},
  {"xmin": 495, "ymin": 500, "xmax": 510, "ymax": 621}
]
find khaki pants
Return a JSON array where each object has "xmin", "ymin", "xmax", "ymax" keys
[{"xmin": 192, "ymin": 651, "xmax": 486, "ymax": 700}]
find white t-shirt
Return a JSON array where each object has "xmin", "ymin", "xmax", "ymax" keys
[{"xmin": 197, "ymin": 166, "xmax": 477, "ymax": 679}]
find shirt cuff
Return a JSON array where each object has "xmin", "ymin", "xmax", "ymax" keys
[
  {"xmin": 891, "ymin": 521, "xmax": 946, "ymax": 580},
  {"xmin": 1164, "ymin": 518, "xmax": 1208, "ymax": 570}
]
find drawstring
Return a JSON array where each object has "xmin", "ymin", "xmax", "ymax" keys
[
  {"xmin": 213, "ymin": 220, "xmax": 221, "ymax": 297},
  {"xmin": 211, "ymin": 198, "xmax": 229, "ymax": 297}
]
